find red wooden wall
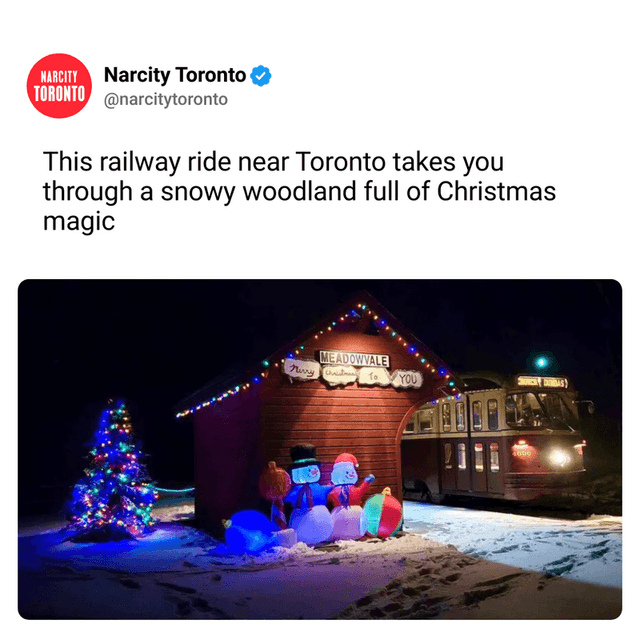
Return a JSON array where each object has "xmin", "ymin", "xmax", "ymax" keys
[
  {"xmin": 193, "ymin": 315, "xmax": 448, "ymax": 534},
  {"xmin": 194, "ymin": 392, "xmax": 263, "ymax": 535}
]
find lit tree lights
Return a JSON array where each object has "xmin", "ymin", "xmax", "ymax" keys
[{"xmin": 65, "ymin": 399, "xmax": 158, "ymax": 541}]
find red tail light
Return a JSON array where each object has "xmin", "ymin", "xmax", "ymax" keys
[{"xmin": 574, "ymin": 442, "xmax": 586, "ymax": 456}]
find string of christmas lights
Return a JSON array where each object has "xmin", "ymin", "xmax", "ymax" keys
[
  {"xmin": 65, "ymin": 400, "xmax": 158, "ymax": 540},
  {"xmin": 176, "ymin": 302, "xmax": 461, "ymax": 419}
]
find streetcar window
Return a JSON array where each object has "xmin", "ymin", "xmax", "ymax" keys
[
  {"xmin": 404, "ymin": 414, "xmax": 416, "ymax": 433},
  {"xmin": 444, "ymin": 443, "xmax": 453, "ymax": 469},
  {"xmin": 506, "ymin": 392, "xmax": 543, "ymax": 427},
  {"xmin": 490, "ymin": 443, "xmax": 500, "ymax": 472},
  {"xmin": 472, "ymin": 400, "xmax": 483, "ymax": 431},
  {"xmin": 488, "ymin": 399, "xmax": 499, "ymax": 431},
  {"xmin": 456, "ymin": 402, "xmax": 465, "ymax": 431},
  {"xmin": 458, "ymin": 443, "xmax": 467, "ymax": 470},
  {"xmin": 442, "ymin": 403, "xmax": 452, "ymax": 432},
  {"xmin": 475, "ymin": 443, "xmax": 484, "ymax": 472},
  {"xmin": 418, "ymin": 409, "xmax": 433, "ymax": 432},
  {"xmin": 505, "ymin": 392, "xmax": 573, "ymax": 430},
  {"xmin": 538, "ymin": 394, "xmax": 577, "ymax": 430}
]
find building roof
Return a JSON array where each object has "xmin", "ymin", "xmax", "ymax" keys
[{"xmin": 175, "ymin": 291, "xmax": 460, "ymax": 417}]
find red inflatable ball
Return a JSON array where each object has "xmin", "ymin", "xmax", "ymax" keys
[{"xmin": 363, "ymin": 487, "xmax": 402, "ymax": 539}]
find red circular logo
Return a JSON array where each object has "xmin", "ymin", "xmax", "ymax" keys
[{"xmin": 27, "ymin": 53, "xmax": 92, "ymax": 118}]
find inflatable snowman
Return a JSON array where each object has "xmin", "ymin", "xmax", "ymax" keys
[
  {"xmin": 327, "ymin": 453, "xmax": 375, "ymax": 540},
  {"xmin": 284, "ymin": 444, "xmax": 333, "ymax": 545}
]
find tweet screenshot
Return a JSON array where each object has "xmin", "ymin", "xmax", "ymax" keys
[{"xmin": 7, "ymin": 0, "xmax": 635, "ymax": 628}]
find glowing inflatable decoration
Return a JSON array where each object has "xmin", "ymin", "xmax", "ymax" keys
[
  {"xmin": 330, "ymin": 506, "xmax": 368, "ymax": 541},
  {"xmin": 259, "ymin": 461, "xmax": 291, "ymax": 529},
  {"xmin": 327, "ymin": 453, "xmax": 375, "ymax": 540},
  {"xmin": 285, "ymin": 444, "xmax": 333, "ymax": 545},
  {"xmin": 259, "ymin": 461, "xmax": 297, "ymax": 547},
  {"xmin": 289, "ymin": 505, "xmax": 334, "ymax": 545},
  {"xmin": 364, "ymin": 487, "xmax": 403, "ymax": 539},
  {"xmin": 273, "ymin": 528, "xmax": 297, "ymax": 548},
  {"xmin": 223, "ymin": 510, "xmax": 278, "ymax": 555}
]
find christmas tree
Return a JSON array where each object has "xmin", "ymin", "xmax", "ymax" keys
[{"xmin": 66, "ymin": 399, "xmax": 158, "ymax": 541}]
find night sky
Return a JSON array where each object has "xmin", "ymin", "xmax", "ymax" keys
[{"xmin": 18, "ymin": 280, "xmax": 622, "ymax": 516}]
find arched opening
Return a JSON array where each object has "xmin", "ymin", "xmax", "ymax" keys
[{"xmin": 394, "ymin": 395, "xmax": 443, "ymax": 505}]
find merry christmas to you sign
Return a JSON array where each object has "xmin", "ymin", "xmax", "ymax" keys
[{"xmin": 283, "ymin": 356, "xmax": 423, "ymax": 389}]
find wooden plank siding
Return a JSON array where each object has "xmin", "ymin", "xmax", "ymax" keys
[{"xmin": 192, "ymin": 297, "xmax": 453, "ymax": 534}]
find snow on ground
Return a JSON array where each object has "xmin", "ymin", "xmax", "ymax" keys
[
  {"xmin": 403, "ymin": 501, "xmax": 622, "ymax": 588},
  {"xmin": 17, "ymin": 497, "xmax": 622, "ymax": 620}
]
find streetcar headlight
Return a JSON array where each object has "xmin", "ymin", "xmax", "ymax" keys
[{"xmin": 549, "ymin": 449, "xmax": 569, "ymax": 467}]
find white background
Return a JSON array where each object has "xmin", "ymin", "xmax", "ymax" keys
[{"xmin": 3, "ymin": 0, "xmax": 637, "ymax": 632}]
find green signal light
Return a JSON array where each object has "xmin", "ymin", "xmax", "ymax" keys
[{"xmin": 535, "ymin": 356, "xmax": 550, "ymax": 370}]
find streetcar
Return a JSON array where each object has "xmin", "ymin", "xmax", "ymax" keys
[{"xmin": 401, "ymin": 373, "xmax": 590, "ymax": 502}]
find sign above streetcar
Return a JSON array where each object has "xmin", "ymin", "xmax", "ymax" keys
[{"xmin": 516, "ymin": 375, "xmax": 568, "ymax": 389}]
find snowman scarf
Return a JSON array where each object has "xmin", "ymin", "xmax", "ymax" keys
[
  {"xmin": 295, "ymin": 484, "xmax": 315, "ymax": 509},
  {"xmin": 338, "ymin": 485, "xmax": 351, "ymax": 509}
]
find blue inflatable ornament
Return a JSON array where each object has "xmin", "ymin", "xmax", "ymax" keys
[{"xmin": 223, "ymin": 510, "xmax": 278, "ymax": 554}]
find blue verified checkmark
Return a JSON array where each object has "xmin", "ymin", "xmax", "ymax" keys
[{"xmin": 250, "ymin": 65, "xmax": 271, "ymax": 86}]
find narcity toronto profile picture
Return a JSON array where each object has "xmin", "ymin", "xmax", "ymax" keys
[{"xmin": 27, "ymin": 53, "xmax": 92, "ymax": 118}]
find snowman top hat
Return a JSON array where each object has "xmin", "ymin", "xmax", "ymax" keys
[{"xmin": 289, "ymin": 443, "xmax": 320, "ymax": 469}]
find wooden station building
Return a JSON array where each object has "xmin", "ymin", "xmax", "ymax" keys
[{"xmin": 177, "ymin": 293, "xmax": 460, "ymax": 534}]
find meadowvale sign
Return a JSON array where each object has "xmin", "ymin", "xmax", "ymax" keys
[{"xmin": 318, "ymin": 350, "xmax": 390, "ymax": 368}]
